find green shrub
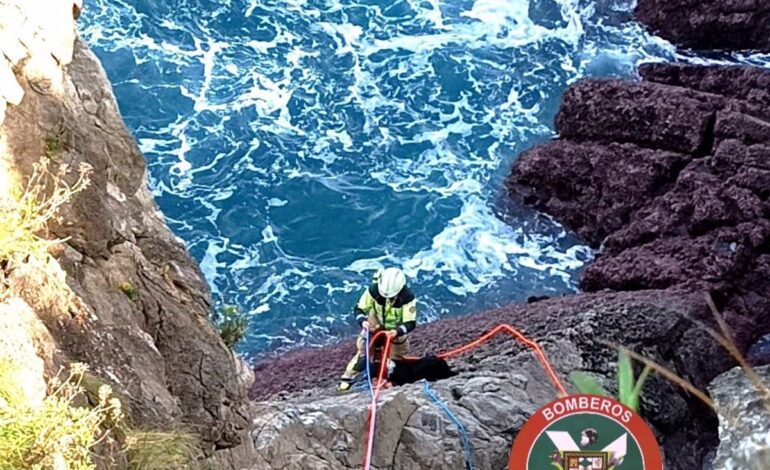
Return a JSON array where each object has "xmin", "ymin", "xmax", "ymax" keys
[
  {"xmin": 0, "ymin": 362, "xmax": 123, "ymax": 470},
  {"xmin": 569, "ymin": 349, "xmax": 652, "ymax": 412},
  {"xmin": 213, "ymin": 305, "xmax": 249, "ymax": 349},
  {"xmin": 44, "ymin": 136, "xmax": 63, "ymax": 160},
  {"xmin": 119, "ymin": 282, "xmax": 138, "ymax": 301}
]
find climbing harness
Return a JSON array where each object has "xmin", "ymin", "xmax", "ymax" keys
[
  {"xmin": 422, "ymin": 380, "xmax": 474, "ymax": 470},
  {"xmin": 361, "ymin": 324, "xmax": 567, "ymax": 470}
]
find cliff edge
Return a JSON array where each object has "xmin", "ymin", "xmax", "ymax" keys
[{"xmin": 0, "ymin": 1, "xmax": 255, "ymax": 467}]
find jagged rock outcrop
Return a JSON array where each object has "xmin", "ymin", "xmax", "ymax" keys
[
  {"xmin": 709, "ymin": 365, "xmax": 770, "ymax": 470},
  {"xmin": 252, "ymin": 347, "xmax": 568, "ymax": 470},
  {"xmin": 635, "ymin": 0, "xmax": 770, "ymax": 52},
  {"xmin": 0, "ymin": 1, "xmax": 255, "ymax": 467},
  {"xmin": 507, "ymin": 64, "xmax": 770, "ymax": 354},
  {"xmin": 252, "ymin": 290, "xmax": 723, "ymax": 469}
]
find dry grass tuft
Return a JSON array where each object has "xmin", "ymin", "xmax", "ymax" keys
[
  {"xmin": 0, "ymin": 159, "xmax": 91, "ymax": 263},
  {"xmin": 0, "ymin": 361, "xmax": 123, "ymax": 470},
  {"xmin": 124, "ymin": 430, "xmax": 198, "ymax": 470}
]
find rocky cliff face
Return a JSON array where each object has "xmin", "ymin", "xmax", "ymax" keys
[
  {"xmin": 507, "ymin": 63, "xmax": 770, "ymax": 356},
  {"xmin": 0, "ymin": 1, "xmax": 255, "ymax": 467},
  {"xmin": 635, "ymin": 0, "xmax": 770, "ymax": 52}
]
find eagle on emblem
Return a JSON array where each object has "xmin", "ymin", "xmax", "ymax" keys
[{"xmin": 546, "ymin": 430, "xmax": 627, "ymax": 470}]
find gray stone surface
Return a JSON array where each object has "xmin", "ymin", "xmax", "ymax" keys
[
  {"xmin": 710, "ymin": 366, "xmax": 770, "ymax": 470},
  {"xmin": 252, "ymin": 290, "xmax": 724, "ymax": 469},
  {"xmin": 251, "ymin": 341, "xmax": 577, "ymax": 469}
]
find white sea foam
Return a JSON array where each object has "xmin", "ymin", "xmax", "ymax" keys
[
  {"xmin": 80, "ymin": 0, "xmax": 731, "ymax": 356},
  {"xmin": 267, "ymin": 198, "xmax": 288, "ymax": 207},
  {"xmin": 200, "ymin": 240, "xmax": 227, "ymax": 294}
]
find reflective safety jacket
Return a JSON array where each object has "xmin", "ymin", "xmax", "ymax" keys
[{"xmin": 354, "ymin": 283, "xmax": 417, "ymax": 336}]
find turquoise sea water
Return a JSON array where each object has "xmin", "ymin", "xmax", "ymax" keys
[{"xmin": 80, "ymin": 0, "xmax": 680, "ymax": 358}]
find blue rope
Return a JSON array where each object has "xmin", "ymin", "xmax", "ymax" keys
[
  {"xmin": 422, "ymin": 380, "xmax": 475, "ymax": 470},
  {"xmin": 364, "ymin": 328, "xmax": 374, "ymax": 399}
]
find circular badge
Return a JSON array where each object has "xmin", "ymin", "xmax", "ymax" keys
[{"xmin": 509, "ymin": 394, "xmax": 662, "ymax": 470}]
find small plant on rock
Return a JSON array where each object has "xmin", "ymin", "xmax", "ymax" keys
[
  {"xmin": 569, "ymin": 349, "xmax": 652, "ymax": 412},
  {"xmin": 119, "ymin": 281, "xmax": 138, "ymax": 301},
  {"xmin": 44, "ymin": 136, "xmax": 63, "ymax": 160},
  {"xmin": 213, "ymin": 304, "xmax": 249, "ymax": 349}
]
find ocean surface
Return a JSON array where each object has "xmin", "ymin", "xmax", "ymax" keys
[{"xmin": 79, "ymin": 0, "xmax": 681, "ymax": 359}]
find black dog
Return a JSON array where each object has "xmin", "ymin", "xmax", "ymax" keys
[
  {"xmin": 363, "ymin": 355, "xmax": 456, "ymax": 386},
  {"xmin": 358, "ymin": 333, "xmax": 456, "ymax": 385},
  {"xmin": 390, "ymin": 356, "xmax": 456, "ymax": 385}
]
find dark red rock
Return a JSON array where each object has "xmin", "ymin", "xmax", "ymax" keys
[
  {"xmin": 555, "ymin": 79, "xmax": 720, "ymax": 154},
  {"xmin": 510, "ymin": 140, "xmax": 690, "ymax": 245},
  {"xmin": 639, "ymin": 64, "xmax": 770, "ymax": 114},
  {"xmin": 508, "ymin": 64, "xmax": 770, "ymax": 360},
  {"xmin": 715, "ymin": 112, "xmax": 770, "ymax": 147},
  {"xmin": 503, "ymin": 63, "xmax": 770, "ymax": 468},
  {"xmin": 635, "ymin": 0, "xmax": 770, "ymax": 51}
]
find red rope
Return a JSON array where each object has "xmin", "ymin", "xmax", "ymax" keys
[
  {"xmin": 362, "ymin": 331, "xmax": 392, "ymax": 470},
  {"xmin": 433, "ymin": 324, "xmax": 567, "ymax": 396},
  {"xmin": 361, "ymin": 324, "xmax": 566, "ymax": 470}
]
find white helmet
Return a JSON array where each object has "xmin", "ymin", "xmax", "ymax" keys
[{"xmin": 377, "ymin": 267, "xmax": 406, "ymax": 299}]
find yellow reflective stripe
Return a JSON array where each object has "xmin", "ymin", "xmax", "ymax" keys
[{"xmin": 401, "ymin": 299, "xmax": 417, "ymax": 322}]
